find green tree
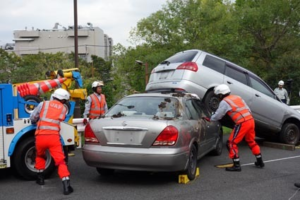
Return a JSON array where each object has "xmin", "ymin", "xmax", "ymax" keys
[
  {"xmin": 234, "ymin": 0, "xmax": 300, "ymax": 104},
  {"xmin": 0, "ymin": 49, "xmax": 22, "ymax": 83}
]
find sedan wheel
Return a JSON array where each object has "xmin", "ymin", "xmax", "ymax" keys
[
  {"xmin": 184, "ymin": 144, "xmax": 198, "ymax": 181},
  {"xmin": 280, "ymin": 123, "xmax": 300, "ymax": 145}
]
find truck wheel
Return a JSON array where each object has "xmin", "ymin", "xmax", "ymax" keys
[
  {"xmin": 184, "ymin": 144, "xmax": 198, "ymax": 181},
  {"xmin": 24, "ymin": 95, "xmax": 41, "ymax": 114},
  {"xmin": 204, "ymin": 90, "xmax": 219, "ymax": 114},
  {"xmin": 279, "ymin": 123, "xmax": 300, "ymax": 145},
  {"xmin": 12, "ymin": 136, "xmax": 55, "ymax": 180}
]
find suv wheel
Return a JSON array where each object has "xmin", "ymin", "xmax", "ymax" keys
[
  {"xmin": 204, "ymin": 90, "xmax": 219, "ymax": 113},
  {"xmin": 279, "ymin": 123, "xmax": 300, "ymax": 145}
]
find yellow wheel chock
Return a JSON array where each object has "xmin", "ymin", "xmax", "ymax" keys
[{"xmin": 178, "ymin": 167, "xmax": 200, "ymax": 184}]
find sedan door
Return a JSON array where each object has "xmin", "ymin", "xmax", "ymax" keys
[{"xmin": 184, "ymin": 99, "xmax": 207, "ymax": 153}]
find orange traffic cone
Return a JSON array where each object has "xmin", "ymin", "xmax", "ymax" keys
[
  {"xmin": 38, "ymin": 78, "xmax": 66, "ymax": 94},
  {"xmin": 17, "ymin": 78, "xmax": 66, "ymax": 97},
  {"xmin": 17, "ymin": 83, "xmax": 39, "ymax": 97}
]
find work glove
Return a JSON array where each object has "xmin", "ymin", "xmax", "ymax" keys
[
  {"xmin": 83, "ymin": 118, "xmax": 88, "ymax": 125},
  {"xmin": 202, "ymin": 117, "xmax": 211, "ymax": 122}
]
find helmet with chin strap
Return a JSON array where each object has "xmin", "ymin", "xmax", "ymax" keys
[
  {"xmin": 52, "ymin": 88, "xmax": 70, "ymax": 101},
  {"xmin": 214, "ymin": 84, "xmax": 231, "ymax": 95},
  {"xmin": 92, "ymin": 81, "xmax": 104, "ymax": 92}
]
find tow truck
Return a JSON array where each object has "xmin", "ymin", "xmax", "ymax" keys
[{"xmin": 0, "ymin": 68, "xmax": 87, "ymax": 180}]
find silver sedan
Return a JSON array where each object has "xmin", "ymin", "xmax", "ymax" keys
[{"xmin": 82, "ymin": 92, "xmax": 223, "ymax": 180}]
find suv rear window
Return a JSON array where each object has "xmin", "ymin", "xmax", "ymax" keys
[
  {"xmin": 203, "ymin": 55, "xmax": 225, "ymax": 74},
  {"xmin": 163, "ymin": 51, "xmax": 198, "ymax": 64}
]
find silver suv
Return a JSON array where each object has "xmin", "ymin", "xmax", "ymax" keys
[{"xmin": 146, "ymin": 49, "xmax": 300, "ymax": 145}]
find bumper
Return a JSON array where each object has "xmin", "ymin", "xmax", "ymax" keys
[
  {"xmin": 82, "ymin": 145, "xmax": 189, "ymax": 172},
  {"xmin": 146, "ymin": 80, "xmax": 207, "ymax": 100}
]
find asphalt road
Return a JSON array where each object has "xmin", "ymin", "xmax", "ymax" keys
[{"xmin": 1, "ymin": 135, "xmax": 300, "ymax": 200}]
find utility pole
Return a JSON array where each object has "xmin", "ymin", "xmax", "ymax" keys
[
  {"xmin": 74, "ymin": 0, "xmax": 78, "ymax": 68},
  {"xmin": 73, "ymin": 0, "xmax": 81, "ymax": 118}
]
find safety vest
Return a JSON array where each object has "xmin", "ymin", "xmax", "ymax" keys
[
  {"xmin": 224, "ymin": 95, "xmax": 253, "ymax": 124},
  {"xmin": 89, "ymin": 93, "xmax": 106, "ymax": 119},
  {"xmin": 35, "ymin": 100, "xmax": 67, "ymax": 135}
]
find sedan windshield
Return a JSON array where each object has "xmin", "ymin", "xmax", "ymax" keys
[{"xmin": 106, "ymin": 96, "xmax": 180, "ymax": 118}]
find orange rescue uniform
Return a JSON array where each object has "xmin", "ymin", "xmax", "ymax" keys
[
  {"xmin": 35, "ymin": 100, "xmax": 70, "ymax": 179},
  {"xmin": 89, "ymin": 93, "xmax": 106, "ymax": 119},
  {"xmin": 224, "ymin": 95, "xmax": 261, "ymax": 159}
]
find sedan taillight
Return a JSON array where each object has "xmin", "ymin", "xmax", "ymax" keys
[
  {"xmin": 152, "ymin": 125, "xmax": 178, "ymax": 146},
  {"xmin": 176, "ymin": 62, "xmax": 198, "ymax": 72},
  {"xmin": 84, "ymin": 123, "xmax": 99, "ymax": 143}
]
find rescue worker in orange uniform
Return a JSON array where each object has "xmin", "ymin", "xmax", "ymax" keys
[
  {"xmin": 30, "ymin": 88, "xmax": 73, "ymax": 195},
  {"xmin": 203, "ymin": 84, "xmax": 264, "ymax": 171},
  {"xmin": 83, "ymin": 81, "xmax": 108, "ymax": 124}
]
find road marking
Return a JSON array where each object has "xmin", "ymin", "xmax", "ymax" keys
[
  {"xmin": 288, "ymin": 188, "xmax": 300, "ymax": 200},
  {"xmin": 241, "ymin": 155, "xmax": 300, "ymax": 166}
]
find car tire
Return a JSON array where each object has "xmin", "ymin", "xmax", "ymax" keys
[
  {"xmin": 279, "ymin": 123, "xmax": 300, "ymax": 145},
  {"xmin": 204, "ymin": 90, "xmax": 219, "ymax": 113},
  {"xmin": 210, "ymin": 128, "xmax": 223, "ymax": 156},
  {"xmin": 96, "ymin": 168, "xmax": 115, "ymax": 177},
  {"xmin": 184, "ymin": 144, "xmax": 198, "ymax": 181},
  {"xmin": 12, "ymin": 136, "xmax": 55, "ymax": 180}
]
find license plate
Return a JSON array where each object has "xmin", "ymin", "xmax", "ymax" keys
[
  {"xmin": 159, "ymin": 72, "xmax": 169, "ymax": 79},
  {"xmin": 106, "ymin": 131, "xmax": 144, "ymax": 145}
]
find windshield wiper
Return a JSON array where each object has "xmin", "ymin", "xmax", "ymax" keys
[
  {"xmin": 111, "ymin": 112, "xmax": 125, "ymax": 118},
  {"xmin": 160, "ymin": 60, "xmax": 170, "ymax": 65}
]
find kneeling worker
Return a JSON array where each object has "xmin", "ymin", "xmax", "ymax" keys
[
  {"xmin": 30, "ymin": 88, "xmax": 73, "ymax": 195},
  {"xmin": 203, "ymin": 84, "xmax": 264, "ymax": 171}
]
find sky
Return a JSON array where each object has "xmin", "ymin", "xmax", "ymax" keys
[{"xmin": 0, "ymin": 0, "xmax": 169, "ymax": 47}]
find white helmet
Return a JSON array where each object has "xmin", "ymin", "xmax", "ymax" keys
[
  {"xmin": 278, "ymin": 80, "xmax": 284, "ymax": 86},
  {"xmin": 92, "ymin": 81, "xmax": 104, "ymax": 88},
  {"xmin": 214, "ymin": 84, "xmax": 231, "ymax": 95},
  {"xmin": 52, "ymin": 88, "xmax": 70, "ymax": 100}
]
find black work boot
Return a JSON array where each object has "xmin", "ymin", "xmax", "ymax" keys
[
  {"xmin": 254, "ymin": 154, "xmax": 265, "ymax": 168},
  {"xmin": 36, "ymin": 172, "xmax": 45, "ymax": 185},
  {"xmin": 62, "ymin": 178, "xmax": 74, "ymax": 195},
  {"xmin": 294, "ymin": 183, "xmax": 300, "ymax": 188},
  {"xmin": 226, "ymin": 158, "xmax": 242, "ymax": 172}
]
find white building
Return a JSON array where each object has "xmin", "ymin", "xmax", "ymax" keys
[{"xmin": 13, "ymin": 23, "xmax": 113, "ymax": 62}]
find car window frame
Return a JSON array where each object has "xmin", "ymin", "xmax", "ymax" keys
[
  {"xmin": 185, "ymin": 99, "xmax": 201, "ymax": 120},
  {"xmin": 224, "ymin": 63, "xmax": 249, "ymax": 86},
  {"xmin": 248, "ymin": 74, "xmax": 278, "ymax": 99}
]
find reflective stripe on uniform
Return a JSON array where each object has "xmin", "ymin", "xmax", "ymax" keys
[{"xmin": 224, "ymin": 95, "xmax": 253, "ymax": 124}]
